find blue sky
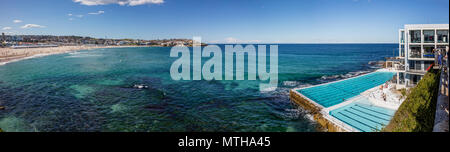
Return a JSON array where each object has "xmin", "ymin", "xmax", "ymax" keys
[{"xmin": 1, "ymin": 0, "xmax": 449, "ymax": 43}]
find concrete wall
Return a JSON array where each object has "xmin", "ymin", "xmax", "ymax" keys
[{"xmin": 289, "ymin": 90, "xmax": 347, "ymax": 132}]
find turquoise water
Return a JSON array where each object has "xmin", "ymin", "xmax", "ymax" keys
[
  {"xmin": 330, "ymin": 98, "xmax": 395, "ymax": 132},
  {"xmin": 297, "ymin": 72, "xmax": 395, "ymax": 108},
  {"xmin": 0, "ymin": 44, "xmax": 397, "ymax": 132}
]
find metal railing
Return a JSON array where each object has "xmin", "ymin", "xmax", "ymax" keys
[{"xmin": 437, "ymin": 48, "xmax": 449, "ymax": 96}]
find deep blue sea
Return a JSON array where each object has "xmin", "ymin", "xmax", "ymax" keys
[{"xmin": 0, "ymin": 44, "xmax": 397, "ymax": 132}]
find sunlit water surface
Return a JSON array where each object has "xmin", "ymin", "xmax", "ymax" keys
[{"xmin": 0, "ymin": 44, "xmax": 396, "ymax": 132}]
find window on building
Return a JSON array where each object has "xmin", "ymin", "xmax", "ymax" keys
[
  {"xmin": 409, "ymin": 61, "xmax": 415, "ymax": 70},
  {"xmin": 400, "ymin": 31, "xmax": 405, "ymax": 43},
  {"xmin": 400, "ymin": 45, "xmax": 405, "ymax": 57},
  {"xmin": 437, "ymin": 30, "xmax": 448, "ymax": 43},
  {"xmin": 408, "ymin": 61, "xmax": 422, "ymax": 71},
  {"xmin": 409, "ymin": 46, "xmax": 421, "ymax": 58},
  {"xmin": 410, "ymin": 75, "xmax": 423, "ymax": 85},
  {"xmin": 423, "ymin": 46, "xmax": 434, "ymax": 58},
  {"xmin": 412, "ymin": 75, "xmax": 418, "ymax": 85},
  {"xmin": 399, "ymin": 73, "xmax": 405, "ymax": 84},
  {"xmin": 410, "ymin": 30, "xmax": 421, "ymax": 43},
  {"xmin": 415, "ymin": 61, "xmax": 422, "ymax": 70},
  {"xmin": 423, "ymin": 30, "xmax": 435, "ymax": 43}
]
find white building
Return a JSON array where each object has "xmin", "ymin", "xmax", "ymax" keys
[{"xmin": 396, "ymin": 24, "xmax": 449, "ymax": 89}]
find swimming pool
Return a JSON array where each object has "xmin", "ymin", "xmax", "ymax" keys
[
  {"xmin": 297, "ymin": 72, "xmax": 395, "ymax": 108},
  {"xmin": 329, "ymin": 98, "xmax": 395, "ymax": 132}
]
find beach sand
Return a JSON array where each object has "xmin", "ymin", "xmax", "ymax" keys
[{"xmin": 0, "ymin": 45, "xmax": 144, "ymax": 66}]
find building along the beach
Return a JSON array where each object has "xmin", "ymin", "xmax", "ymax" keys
[
  {"xmin": 396, "ymin": 24, "xmax": 449, "ymax": 89},
  {"xmin": 288, "ymin": 24, "xmax": 448, "ymax": 132}
]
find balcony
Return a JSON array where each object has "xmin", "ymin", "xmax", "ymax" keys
[
  {"xmin": 423, "ymin": 53, "xmax": 435, "ymax": 58},
  {"xmin": 423, "ymin": 46, "xmax": 435, "ymax": 58},
  {"xmin": 395, "ymin": 64, "xmax": 405, "ymax": 71},
  {"xmin": 407, "ymin": 60, "xmax": 425, "ymax": 74},
  {"xmin": 409, "ymin": 47, "xmax": 422, "ymax": 58},
  {"xmin": 406, "ymin": 69, "xmax": 427, "ymax": 74}
]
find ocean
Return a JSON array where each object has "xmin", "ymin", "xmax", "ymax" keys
[{"xmin": 0, "ymin": 44, "xmax": 397, "ymax": 132}]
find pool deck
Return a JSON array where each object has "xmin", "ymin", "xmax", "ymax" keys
[{"xmin": 290, "ymin": 69, "xmax": 399, "ymax": 132}]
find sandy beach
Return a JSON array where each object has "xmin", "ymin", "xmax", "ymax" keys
[{"xmin": 0, "ymin": 45, "xmax": 146, "ymax": 66}]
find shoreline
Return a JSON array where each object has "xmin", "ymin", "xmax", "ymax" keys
[{"xmin": 0, "ymin": 45, "xmax": 150, "ymax": 66}]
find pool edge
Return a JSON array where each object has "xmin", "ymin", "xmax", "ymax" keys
[
  {"xmin": 289, "ymin": 89, "xmax": 351, "ymax": 132},
  {"xmin": 289, "ymin": 69, "xmax": 397, "ymax": 132}
]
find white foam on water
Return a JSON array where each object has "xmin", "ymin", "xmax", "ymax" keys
[
  {"xmin": 282, "ymin": 81, "xmax": 299, "ymax": 86},
  {"xmin": 65, "ymin": 52, "xmax": 103, "ymax": 58}
]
